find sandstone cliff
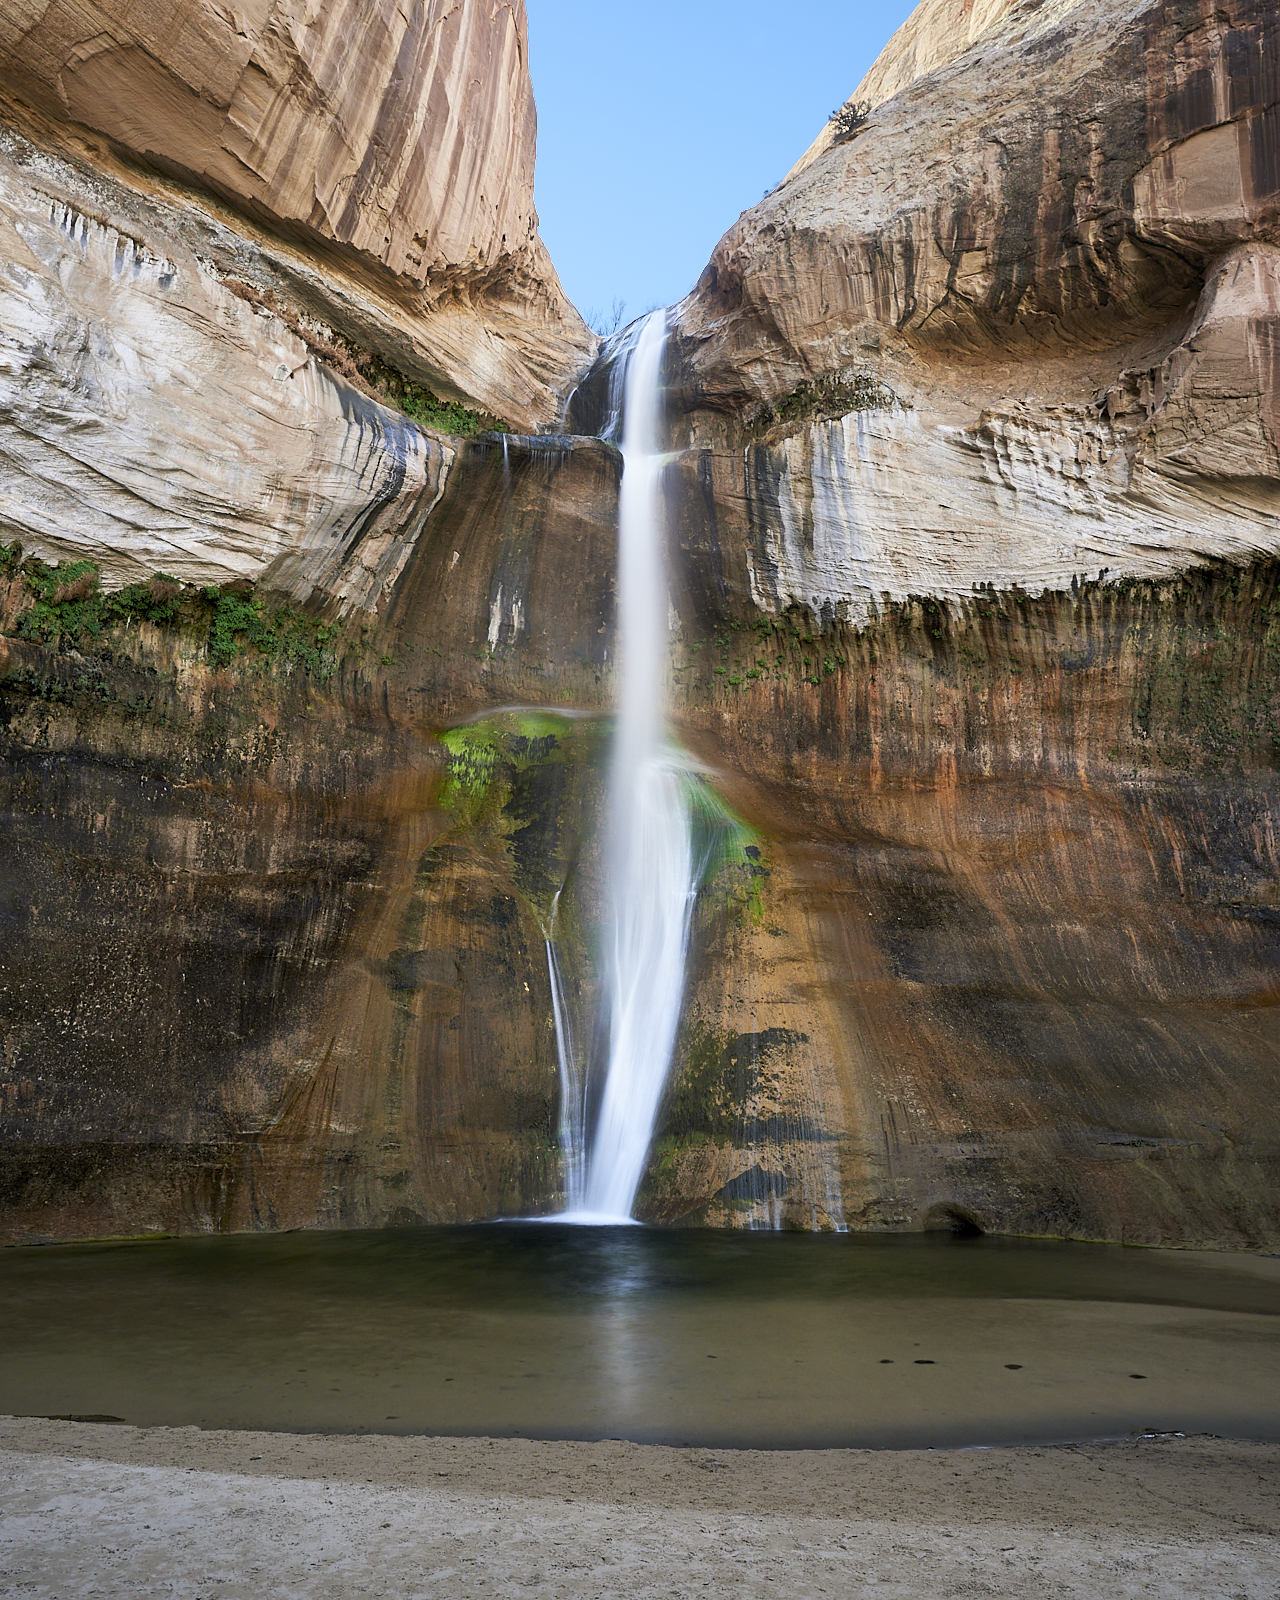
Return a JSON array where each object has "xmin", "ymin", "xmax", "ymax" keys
[
  {"xmin": 0, "ymin": 0, "xmax": 591, "ymax": 428},
  {"xmin": 1, "ymin": 435, "xmax": 1277, "ymax": 1250},
  {"xmin": 1, "ymin": 0, "xmax": 542, "ymax": 296},
  {"xmin": 0, "ymin": 0, "xmax": 593, "ymax": 598},
  {"xmin": 788, "ymin": 0, "xmax": 1022, "ymax": 177},
  {"xmin": 1, "ymin": 0, "xmax": 1278, "ymax": 1252},
  {"xmin": 0, "ymin": 128, "xmax": 463, "ymax": 601},
  {"xmin": 655, "ymin": 0, "xmax": 1280, "ymax": 620}
]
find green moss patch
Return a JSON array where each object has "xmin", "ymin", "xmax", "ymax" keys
[
  {"xmin": 686, "ymin": 614, "xmax": 847, "ymax": 693},
  {"xmin": 683, "ymin": 775, "xmax": 770, "ymax": 928},
  {"xmin": 661, "ymin": 1024, "xmax": 810, "ymax": 1141},
  {"xmin": 436, "ymin": 712, "xmax": 607, "ymax": 922},
  {"xmin": 357, "ymin": 352, "xmax": 500, "ymax": 438},
  {"xmin": 200, "ymin": 587, "xmax": 345, "ymax": 676},
  {"xmin": 0, "ymin": 546, "xmax": 345, "ymax": 681}
]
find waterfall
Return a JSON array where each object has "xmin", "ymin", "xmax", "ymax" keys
[
  {"xmin": 562, "ymin": 311, "xmax": 698, "ymax": 1224},
  {"xmin": 545, "ymin": 892, "xmax": 587, "ymax": 1211},
  {"xmin": 537, "ymin": 313, "xmax": 846, "ymax": 1230}
]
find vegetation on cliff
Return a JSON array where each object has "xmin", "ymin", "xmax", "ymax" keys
[
  {"xmin": 222, "ymin": 279, "xmax": 503, "ymax": 437},
  {"xmin": 0, "ymin": 546, "xmax": 347, "ymax": 680},
  {"xmin": 673, "ymin": 561, "xmax": 1280, "ymax": 776},
  {"xmin": 738, "ymin": 369, "xmax": 904, "ymax": 443}
]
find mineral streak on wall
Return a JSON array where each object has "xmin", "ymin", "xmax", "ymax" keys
[
  {"xmin": 1, "ymin": 440, "xmax": 1277, "ymax": 1249},
  {"xmin": 0, "ymin": 0, "xmax": 539, "ymax": 291},
  {"xmin": 0, "ymin": 143, "xmax": 458, "ymax": 602}
]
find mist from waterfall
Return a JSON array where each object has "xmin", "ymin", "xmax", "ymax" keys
[{"xmin": 560, "ymin": 310, "xmax": 697, "ymax": 1224}]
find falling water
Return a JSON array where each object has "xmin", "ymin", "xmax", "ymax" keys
[
  {"xmin": 561, "ymin": 311, "xmax": 698, "ymax": 1223},
  {"xmin": 539, "ymin": 314, "xmax": 846, "ymax": 1229},
  {"xmin": 545, "ymin": 891, "xmax": 587, "ymax": 1210}
]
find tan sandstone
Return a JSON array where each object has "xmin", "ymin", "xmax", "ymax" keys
[
  {"xmin": 788, "ymin": 0, "xmax": 1023, "ymax": 177},
  {"xmin": 0, "ymin": 0, "xmax": 1278, "ymax": 1247},
  {"xmin": 662, "ymin": 0, "xmax": 1280, "ymax": 623},
  {"xmin": 0, "ymin": 0, "xmax": 593, "ymax": 434}
]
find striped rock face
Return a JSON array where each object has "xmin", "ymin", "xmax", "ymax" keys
[
  {"xmin": 0, "ymin": 0, "xmax": 538, "ymax": 288},
  {"xmin": 0, "ymin": 0, "xmax": 594, "ymax": 596},
  {"xmin": 0, "ymin": 0, "xmax": 592, "ymax": 431},
  {"xmin": 0, "ymin": 0, "xmax": 1278, "ymax": 1250},
  {"xmin": 667, "ymin": 0, "xmax": 1280, "ymax": 611}
]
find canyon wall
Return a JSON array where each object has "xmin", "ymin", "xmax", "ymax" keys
[
  {"xmin": 0, "ymin": 0, "xmax": 1278, "ymax": 1249},
  {"xmin": 2, "ymin": 444, "xmax": 1275, "ymax": 1247},
  {"xmin": 787, "ymin": 0, "xmax": 1022, "ymax": 176},
  {"xmin": 0, "ymin": 0, "xmax": 545, "ymax": 297},
  {"xmin": 637, "ymin": 0, "xmax": 1280, "ymax": 1240},
  {"xmin": 0, "ymin": 0, "xmax": 593, "ymax": 597},
  {"xmin": 0, "ymin": 0, "xmax": 594, "ymax": 426},
  {"xmin": 0, "ymin": 435, "xmax": 620, "ymax": 1239}
]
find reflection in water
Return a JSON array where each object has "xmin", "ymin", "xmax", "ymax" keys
[
  {"xmin": 593, "ymin": 1232, "xmax": 649, "ymax": 1424},
  {"xmin": 2, "ymin": 1227, "xmax": 1278, "ymax": 1449}
]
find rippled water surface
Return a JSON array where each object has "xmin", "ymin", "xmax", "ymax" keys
[{"xmin": 2, "ymin": 1226, "xmax": 1278, "ymax": 1448}]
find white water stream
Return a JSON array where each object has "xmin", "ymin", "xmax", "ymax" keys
[
  {"xmin": 545, "ymin": 890, "xmax": 587, "ymax": 1210},
  {"xmin": 559, "ymin": 311, "xmax": 698, "ymax": 1224}
]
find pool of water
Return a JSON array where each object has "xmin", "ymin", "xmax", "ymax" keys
[{"xmin": 2, "ymin": 1226, "xmax": 1278, "ymax": 1449}]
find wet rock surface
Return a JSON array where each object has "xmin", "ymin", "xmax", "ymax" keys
[
  {"xmin": 1, "ymin": 434, "xmax": 1276, "ymax": 1245},
  {"xmin": 0, "ymin": 433, "xmax": 619, "ymax": 1240},
  {"xmin": 655, "ymin": 553, "xmax": 1280, "ymax": 1243}
]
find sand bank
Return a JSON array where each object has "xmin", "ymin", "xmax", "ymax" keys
[{"xmin": 1, "ymin": 1417, "xmax": 1277, "ymax": 1597}]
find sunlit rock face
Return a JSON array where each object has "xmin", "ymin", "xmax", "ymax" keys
[
  {"xmin": 0, "ymin": 0, "xmax": 537, "ymax": 290},
  {"xmin": 0, "ymin": 0, "xmax": 596, "ymax": 598},
  {"xmin": 0, "ymin": 138, "xmax": 455, "ymax": 604},
  {"xmin": 0, "ymin": 0, "xmax": 592, "ymax": 441},
  {"xmin": 638, "ymin": 0, "xmax": 1280, "ymax": 1243},
  {"xmin": 788, "ymin": 0, "xmax": 1023, "ymax": 177},
  {"xmin": 668, "ymin": 0, "xmax": 1280, "ymax": 613}
]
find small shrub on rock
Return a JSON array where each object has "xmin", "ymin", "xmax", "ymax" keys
[{"xmin": 829, "ymin": 100, "xmax": 870, "ymax": 144}]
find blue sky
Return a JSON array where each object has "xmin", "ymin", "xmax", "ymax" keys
[{"xmin": 526, "ymin": 1, "xmax": 917, "ymax": 330}]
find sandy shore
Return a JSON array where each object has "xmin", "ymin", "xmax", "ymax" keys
[{"xmin": 1, "ymin": 1417, "xmax": 1277, "ymax": 1597}]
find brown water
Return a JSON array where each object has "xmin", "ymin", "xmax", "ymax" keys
[{"xmin": 2, "ymin": 1226, "xmax": 1278, "ymax": 1449}]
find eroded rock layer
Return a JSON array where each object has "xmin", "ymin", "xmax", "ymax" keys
[
  {"xmin": 0, "ymin": 436, "xmax": 620, "ymax": 1241},
  {"xmin": 657, "ymin": 548, "xmax": 1280, "ymax": 1245},
  {"xmin": 0, "ymin": 432, "xmax": 1276, "ymax": 1248},
  {"xmin": 659, "ymin": 0, "xmax": 1280, "ymax": 617},
  {"xmin": 0, "ymin": 0, "xmax": 536, "ymax": 288},
  {"xmin": 0, "ymin": 129, "xmax": 456, "ymax": 604}
]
